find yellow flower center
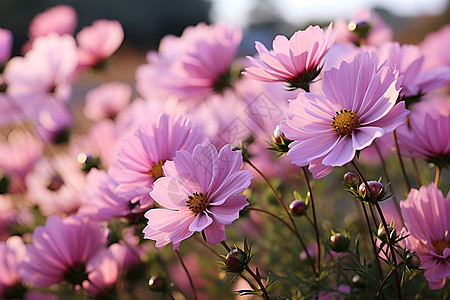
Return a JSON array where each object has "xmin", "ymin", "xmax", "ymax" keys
[
  {"xmin": 331, "ymin": 109, "xmax": 359, "ymax": 136},
  {"xmin": 150, "ymin": 160, "xmax": 166, "ymax": 180},
  {"xmin": 186, "ymin": 192, "xmax": 209, "ymax": 214},
  {"xmin": 433, "ymin": 239, "xmax": 449, "ymax": 256}
]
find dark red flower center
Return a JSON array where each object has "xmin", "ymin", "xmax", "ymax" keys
[
  {"xmin": 331, "ymin": 109, "xmax": 359, "ymax": 136},
  {"xmin": 150, "ymin": 160, "xmax": 166, "ymax": 180},
  {"xmin": 186, "ymin": 192, "xmax": 208, "ymax": 214},
  {"xmin": 433, "ymin": 239, "xmax": 450, "ymax": 256}
]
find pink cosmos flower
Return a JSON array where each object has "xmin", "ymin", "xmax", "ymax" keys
[
  {"xmin": 4, "ymin": 33, "xmax": 78, "ymax": 120},
  {"xmin": 34, "ymin": 102, "xmax": 72, "ymax": 144},
  {"xmin": 334, "ymin": 9, "xmax": 393, "ymax": 46},
  {"xmin": 81, "ymin": 247, "xmax": 119, "ymax": 295},
  {"xmin": 371, "ymin": 42, "xmax": 450, "ymax": 98},
  {"xmin": 0, "ymin": 130, "xmax": 43, "ymax": 185},
  {"xmin": 135, "ymin": 22, "xmax": 242, "ymax": 102},
  {"xmin": 396, "ymin": 96, "xmax": 450, "ymax": 167},
  {"xmin": 28, "ymin": 5, "xmax": 77, "ymax": 40},
  {"xmin": 0, "ymin": 236, "xmax": 26, "ymax": 298},
  {"xmin": 400, "ymin": 184, "xmax": 450, "ymax": 289},
  {"xmin": 143, "ymin": 143, "xmax": 253, "ymax": 249},
  {"xmin": 420, "ymin": 24, "xmax": 450, "ymax": 70},
  {"xmin": 20, "ymin": 215, "xmax": 108, "ymax": 287},
  {"xmin": 79, "ymin": 168, "xmax": 143, "ymax": 220},
  {"xmin": 76, "ymin": 19, "xmax": 124, "ymax": 69},
  {"xmin": 25, "ymin": 155, "xmax": 87, "ymax": 216},
  {"xmin": 83, "ymin": 81, "xmax": 132, "ymax": 121},
  {"xmin": 0, "ymin": 28, "xmax": 13, "ymax": 65},
  {"xmin": 70, "ymin": 119, "xmax": 121, "ymax": 171},
  {"xmin": 109, "ymin": 113, "xmax": 207, "ymax": 208},
  {"xmin": 280, "ymin": 52, "xmax": 409, "ymax": 179},
  {"xmin": 243, "ymin": 23, "xmax": 336, "ymax": 88}
]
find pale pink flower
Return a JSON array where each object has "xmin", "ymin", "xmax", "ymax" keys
[
  {"xmin": 401, "ymin": 184, "xmax": 450, "ymax": 289},
  {"xmin": 371, "ymin": 42, "xmax": 450, "ymax": 98},
  {"xmin": 243, "ymin": 23, "xmax": 336, "ymax": 88},
  {"xmin": 20, "ymin": 215, "xmax": 108, "ymax": 287},
  {"xmin": 78, "ymin": 168, "xmax": 143, "ymax": 220},
  {"xmin": 34, "ymin": 102, "xmax": 72, "ymax": 144},
  {"xmin": 143, "ymin": 143, "xmax": 253, "ymax": 249},
  {"xmin": 83, "ymin": 81, "xmax": 132, "ymax": 121},
  {"xmin": 280, "ymin": 52, "xmax": 409, "ymax": 178},
  {"xmin": 0, "ymin": 28, "xmax": 13, "ymax": 64},
  {"xmin": 28, "ymin": 5, "xmax": 77, "ymax": 40},
  {"xmin": 4, "ymin": 33, "xmax": 78, "ymax": 120},
  {"xmin": 81, "ymin": 247, "xmax": 119, "ymax": 295},
  {"xmin": 135, "ymin": 22, "xmax": 242, "ymax": 102},
  {"xmin": 25, "ymin": 155, "xmax": 87, "ymax": 216},
  {"xmin": 396, "ymin": 96, "xmax": 450, "ymax": 168},
  {"xmin": 76, "ymin": 19, "xmax": 124, "ymax": 69},
  {"xmin": 0, "ymin": 130, "xmax": 43, "ymax": 183},
  {"xmin": 0, "ymin": 236, "xmax": 26, "ymax": 298},
  {"xmin": 70, "ymin": 119, "xmax": 121, "ymax": 171},
  {"xmin": 420, "ymin": 24, "xmax": 450, "ymax": 70},
  {"xmin": 109, "ymin": 113, "xmax": 207, "ymax": 208},
  {"xmin": 334, "ymin": 9, "xmax": 393, "ymax": 46}
]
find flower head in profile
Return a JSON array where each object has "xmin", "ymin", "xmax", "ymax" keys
[
  {"xmin": 280, "ymin": 52, "xmax": 409, "ymax": 178},
  {"xmin": 401, "ymin": 184, "xmax": 450, "ymax": 290},
  {"xmin": 20, "ymin": 215, "xmax": 108, "ymax": 287},
  {"xmin": 143, "ymin": 143, "xmax": 253, "ymax": 250},
  {"xmin": 109, "ymin": 113, "xmax": 207, "ymax": 208},
  {"xmin": 243, "ymin": 23, "xmax": 336, "ymax": 90}
]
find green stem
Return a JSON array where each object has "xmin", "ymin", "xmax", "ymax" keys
[
  {"xmin": 174, "ymin": 250, "xmax": 198, "ymax": 300},
  {"xmin": 301, "ymin": 167, "xmax": 321, "ymax": 276},
  {"xmin": 244, "ymin": 266, "xmax": 270, "ymax": 300},
  {"xmin": 392, "ymin": 130, "xmax": 411, "ymax": 191},
  {"xmin": 361, "ymin": 202, "xmax": 383, "ymax": 282}
]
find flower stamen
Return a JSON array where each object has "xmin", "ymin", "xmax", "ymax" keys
[
  {"xmin": 150, "ymin": 160, "xmax": 165, "ymax": 180},
  {"xmin": 186, "ymin": 192, "xmax": 208, "ymax": 214},
  {"xmin": 331, "ymin": 109, "xmax": 359, "ymax": 136}
]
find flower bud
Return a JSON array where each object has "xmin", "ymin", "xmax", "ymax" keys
[
  {"xmin": 148, "ymin": 276, "xmax": 165, "ymax": 292},
  {"xmin": 405, "ymin": 253, "xmax": 421, "ymax": 269},
  {"xmin": 343, "ymin": 172, "xmax": 358, "ymax": 186},
  {"xmin": 289, "ymin": 200, "xmax": 307, "ymax": 216},
  {"xmin": 330, "ymin": 233, "xmax": 350, "ymax": 252},
  {"xmin": 225, "ymin": 248, "xmax": 247, "ymax": 272},
  {"xmin": 359, "ymin": 181, "xmax": 383, "ymax": 199},
  {"xmin": 273, "ymin": 125, "xmax": 285, "ymax": 143},
  {"xmin": 377, "ymin": 225, "xmax": 397, "ymax": 243}
]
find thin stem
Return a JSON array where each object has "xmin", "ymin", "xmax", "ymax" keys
[
  {"xmin": 246, "ymin": 160, "xmax": 298, "ymax": 234},
  {"xmin": 244, "ymin": 266, "xmax": 270, "ymax": 300},
  {"xmin": 435, "ymin": 165, "xmax": 441, "ymax": 187},
  {"xmin": 351, "ymin": 160, "xmax": 402, "ymax": 300},
  {"xmin": 376, "ymin": 269, "xmax": 394, "ymax": 300},
  {"xmin": 360, "ymin": 202, "xmax": 383, "ymax": 282},
  {"xmin": 192, "ymin": 235, "xmax": 224, "ymax": 260},
  {"xmin": 392, "ymin": 131, "xmax": 411, "ymax": 190},
  {"xmin": 174, "ymin": 250, "xmax": 198, "ymax": 300},
  {"xmin": 373, "ymin": 141, "xmax": 404, "ymax": 226},
  {"xmin": 221, "ymin": 240, "xmax": 231, "ymax": 252},
  {"xmin": 245, "ymin": 206, "xmax": 315, "ymax": 271},
  {"xmin": 301, "ymin": 166, "xmax": 321, "ymax": 275},
  {"xmin": 411, "ymin": 157, "xmax": 422, "ymax": 187}
]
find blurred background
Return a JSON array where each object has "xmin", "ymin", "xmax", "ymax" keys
[{"xmin": 1, "ymin": 0, "xmax": 449, "ymax": 82}]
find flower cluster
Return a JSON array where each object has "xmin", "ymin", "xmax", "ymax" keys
[{"xmin": 0, "ymin": 4, "xmax": 448, "ymax": 300}]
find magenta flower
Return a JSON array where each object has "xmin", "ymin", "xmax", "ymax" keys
[
  {"xmin": 397, "ymin": 96, "xmax": 450, "ymax": 168},
  {"xmin": 243, "ymin": 23, "xmax": 336, "ymax": 89},
  {"xmin": 4, "ymin": 33, "xmax": 78, "ymax": 120},
  {"xmin": 76, "ymin": 19, "xmax": 124, "ymax": 69},
  {"xmin": 83, "ymin": 81, "xmax": 132, "ymax": 121},
  {"xmin": 20, "ymin": 215, "xmax": 108, "ymax": 287},
  {"xmin": 28, "ymin": 5, "xmax": 77, "ymax": 40},
  {"xmin": 401, "ymin": 184, "xmax": 450, "ymax": 289},
  {"xmin": 143, "ymin": 143, "xmax": 253, "ymax": 249},
  {"xmin": 280, "ymin": 52, "xmax": 409, "ymax": 178},
  {"xmin": 109, "ymin": 113, "xmax": 207, "ymax": 208}
]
